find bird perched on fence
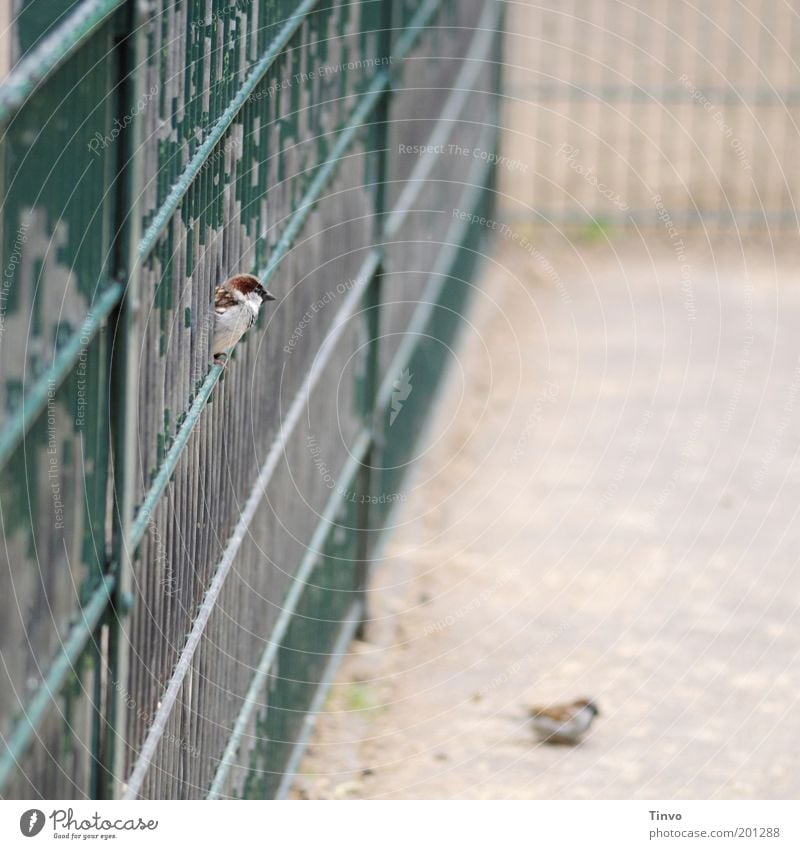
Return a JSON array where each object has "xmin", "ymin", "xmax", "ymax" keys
[
  {"xmin": 528, "ymin": 698, "xmax": 599, "ymax": 744},
  {"xmin": 213, "ymin": 273, "xmax": 276, "ymax": 364}
]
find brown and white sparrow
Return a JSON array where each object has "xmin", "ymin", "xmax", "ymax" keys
[
  {"xmin": 528, "ymin": 698, "xmax": 599, "ymax": 744},
  {"xmin": 212, "ymin": 273, "xmax": 276, "ymax": 364}
]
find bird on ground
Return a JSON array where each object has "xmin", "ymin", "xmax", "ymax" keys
[
  {"xmin": 527, "ymin": 698, "xmax": 599, "ymax": 744},
  {"xmin": 212, "ymin": 273, "xmax": 276, "ymax": 364}
]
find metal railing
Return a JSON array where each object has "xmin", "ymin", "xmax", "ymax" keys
[{"xmin": 0, "ymin": 0, "xmax": 502, "ymax": 798}]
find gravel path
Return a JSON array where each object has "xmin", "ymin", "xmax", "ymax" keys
[{"xmin": 294, "ymin": 232, "xmax": 800, "ymax": 799}]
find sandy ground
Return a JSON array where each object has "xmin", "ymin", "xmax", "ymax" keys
[{"xmin": 293, "ymin": 229, "xmax": 800, "ymax": 799}]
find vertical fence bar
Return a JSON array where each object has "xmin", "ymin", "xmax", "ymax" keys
[
  {"xmin": 782, "ymin": 4, "xmax": 800, "ymax": 229},
  {"xmin": 714, "ymin": 0, "xmax": 733, "ymax": 234},
  {"xmin": 556, "ymin": 0, "xmax": 577, "ymax": 222},
  {"xmin": 716, "ymin": 0, "xmax": 735, "ymax": 230},
  {"xmin": 103, "ymin": 0, "xmax": 145, "ymax": 799},
  {"xmin": 599, "ymin": 0, "xmax": 616, "ymax": 223},
  {"xmin": 354, "ymin": 0, "xmax": 396, "ymax": 634},
  {"xmin": 683, "ymin": 1, "xmax": 702, "ymax": 225},
  {"xmin": 751, "ymin": 0, "xmax": 770, "ymax": 229}
]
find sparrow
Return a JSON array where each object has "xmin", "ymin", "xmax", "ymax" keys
[
  {"xmin": 212, "ymin": 273, "xmax": 276, "ymax": 364},
  {"xmin": 528, "ymin": 698, "xmax": 599, "ymax": 744}
]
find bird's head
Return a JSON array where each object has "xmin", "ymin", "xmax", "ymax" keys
[
  {"xmin": 228, "ymin": 273, "xmax": 276, "ymax": 303},
  {"xmin": 573, "ymin": 698, "xmax": 600, "ymax": 717}
]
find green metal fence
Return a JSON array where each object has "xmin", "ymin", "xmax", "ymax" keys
[{"xmin": 0, "ymin": 0, "xmax": 502, "ymax": 799}]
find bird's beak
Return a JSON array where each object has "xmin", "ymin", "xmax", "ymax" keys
[{"xmin": 262, "ymin": 290, "xmax": 276, "ymax": 302}]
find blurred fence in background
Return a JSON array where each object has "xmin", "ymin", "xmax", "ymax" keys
[
  {"xmin": 0, "ymin": 0, "xmax": 502, "ymax": 799},
  {"xmin": 501, "ymin": 0, "xmax": 800, "ymax": 230}
]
